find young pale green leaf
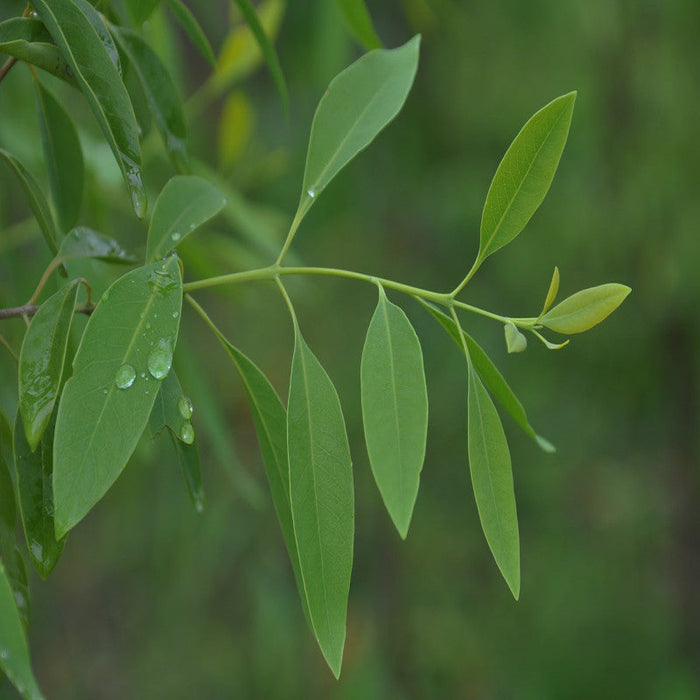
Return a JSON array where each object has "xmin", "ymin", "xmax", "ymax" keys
[
  {"xmin": 361, "ymin": 286, "xmax": 427, "ymax": 539},
  {"xmin": 34, "ymin": 78, "xmax": 84, "ymax": 234},
  {"xmin": 0, "ymin": 559, "xmax": 44, "ymax": 700},
  {"xmin": 126, "ymin": 0, "xmax": 161, "ymax": 25},
  {"xmin": 504, "ymin": 322, "xmax": 527, "ymax": 354},
  {"xmin": 13, "ymin": 410, "xmax": 65, "ymax": 579},
  {"xmin": 288, "ymin": 329, "xmax": 354, "ymax": 678},
  {"xmin": 0, "ymin": 149, "xmax": 58, "ymax": 256},
  {"xmin": 58, "ymin": 227, "xmax": 136, "ymax": 264},
  {"xmin": 19, "ymin": 281, "xmax": 80, "ymax": 451},
  {"xmin": 32, "ymin": 0, "xmax": 146, "ymax": 218},
  {"xmin": 165, "ymin": 0, "xmax": 215, "ymax": 66},
  {"xmin": 532, "ymin": 330, "xmax": 569, "ymax": 351},
  {"xmin": 112, "ymin": 27, "xmax": 189, "ymax": 172},
  {"xmin": 298, "ymin": 35, "xmax": 419, "ymax": 218},
  {"xmin": 232, "ymin": 0, "xmax": 288, "ymax": 114},
  {"xmin": 420, "ymin": 300, "xmax": 554, "ymax": 453},
  {"xmin": 467, "ymin": 363, "xmax": 520, "ymax": 599},
  {"xmin": 335, "ymin": 0, "xmax": 382, "ymax": 50},
  {"xmin": 540, "ymin": 283, "xmax": 631, "ymax": 335},
  {"xmin": 146, "ymin": 176, "xmax": 226, "ymax": 262},
  {"xmin": 539, "ymin": 266, "xmax": 560, "ymax": 318},
  {"xmin": 478, "ymin": 92, "xmax": 576, "ymax": 263},
  {"xmin": 53, "ymin": 257, "xmax": 182, "ymax": 537}
]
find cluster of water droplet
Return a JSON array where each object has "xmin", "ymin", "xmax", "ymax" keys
[{"xmin": 178, "ymin": 395, "xmax": 195, "ymax": 444}]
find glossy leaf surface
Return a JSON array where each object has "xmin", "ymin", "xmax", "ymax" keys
[
  {"xmin": 361, "ymin": 286, "xmax": 427, "ymax": 538},
  {"xmin": 298, "ymin": 35, "xmax": 419, "ymax": 217},
  {"xmin": 335, "ymin": 0, "xmax": 382, "ymax": 49},
  {"xmin": 288, "ymin": 329, "xmax": 354, "ymax": 678},
  {"xmin": 14, "ymin": 411, "xmax": 65, "ymax": 579},
  {"xmin": 58, "ymin": 227, "xmax": 136, "ymax": 264},
  {"xmin": 540, "ymin": 283, "xmax": 631, "ymax": 334},
  {"xmin": 53, "ymin": 257, "xmax": 182, "ymax": 537},
  {"xmin": 33, "ymin": 0, "xmax": 146, "ymax": 217},
  {"xmin": 467, "ymin": 363, "xmax": 520, "ymax": 599},
  {"xmin": 72, "ymin": 0, "xmax": 121, "ymax": 73},
  {"xmin": 478, "ymin": 92, "xmax": 576, "ymax": 263},
  {"xmin": 146, "ymin": 175, "xmax": 226, "ymax": 262},
  {"xmin": 19, "ymin": 281, "xmax": 79, "ymax": 450},
  {"xmin": 165, "ymin": 0, "xmax": 215, "ymax": 66}
]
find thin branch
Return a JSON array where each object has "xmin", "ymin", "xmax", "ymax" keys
[
  {"xmin": 0, "ymin": 334, "xmax": 18, "ymax": 362},
  {"xmin": 0, "ymin": 56, "xmax": 18, "ymax": 85},
  {"xmin": 0, "ymin": 302, "xmax": 95, "ymax": 320}
]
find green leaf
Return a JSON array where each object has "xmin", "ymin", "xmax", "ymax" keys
[
  {"xmin": 504, "ymin": 322, "xmax": 527, "ymax": 354},
  {"xmin": 298, "ymin": 35, "xmax": 419, "ymax": 221},
  {"xmin": 126, "ymin": 0, "xmax": 161, "ymax": 25},
  {"xmin": 33, "ymin": 0, "xmax": 146, "ymax": 218},
  {"xmin": 420, "ymin": 300, "xmax": 554, "ymax": 453},
  {"xmin": 146, "ymin": 175, "xmax": 226, "ymax": 262},
  {"xmin": 72, "ymin": 0, "xmax": 121, "ymax": 73},
  {"xmin": 0, "ymin": 17, "xmax": 76, "ymax": 85},
  {"xmin": 19, "ymin": 281, "xmax": 80, "ymax": 451},
  {"xmin": 58, "ymin": 227, "xmax": 136, "ymax": 264},
  {"xmin": 0, "ymin": 559, "xmax": 44, "ymax": 699},
  {"xmin": 478, "ymin": 92, "xmax": 576, "ymax": 263},
  {"xmin": 13, "ymin": 410, "xmax": 66, "ymax": 579},
  {"xmin": 288, "ymin": 328, "xmax": 353, "ymax": 678},
  {"xmin": 34, "ymin": 78, "xmax": 84, "ymax": 234},
  {"xmin": 540, "ymin": 283, "xmax": 631, "ymax": 335},
  {"xmin": 165, "ymin": 0, "xmax": 215, "ymax": 66},
  {"xmin": 0, "ymin": 411, "xmax": 16, "ymax": 530},
  {"xmin": 360, "ymin": 286, "xmax": 427, "ymax": 538},
  {"xmin": 0, "ymin": 149, "xmax": 59, "ymax": 256},
  {"xmin": 111, "ymin": 27, "xmax": 189, "ymax": 172},
  {"xmin": 467, "ymin": 362, "xmax": 520, "ymax": 599},
  {"xmin": 231, "ymin": 0, "xmax": 288, "ymax": 115},
  {"xmin": 53, "ymin": 256, "xmax": 182, "ymax": 537},
  {"xmin": 539, "ymin": 266, "xmax": 560, "ymax": 318},
  {"xmin": 335, "ymin": 0, "xmax": 382, "ymax": 50}
]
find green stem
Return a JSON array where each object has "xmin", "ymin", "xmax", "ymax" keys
[
  {"xmin": 451, "ymin": 255, "xmax": 481, "ymax": 298},
  {"xmin": 275, "ymin": 201, "xmax": 311, "ymax": 266}
]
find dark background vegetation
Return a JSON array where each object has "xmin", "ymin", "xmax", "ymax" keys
[{"xmin": 1, "ymin": 0, "xmax": 698, "ymax": 697}]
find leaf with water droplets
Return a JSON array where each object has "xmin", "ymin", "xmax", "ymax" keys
[
  {"xmin": 58, "ymin": 227, "xmax": 136, "ymax": 264},
  {"xmin": 53, "ymin": 257, "xmax": 182, "ymax": 537},
  {"xmin": 146, "ymin": 175, "xmax": 226, "ymax": 262},
  {"xmin": 32, "ymin": 0, "xmax": 146, "ymax": 217},
  {"xmin": 164, "ymin": 0, "xmax": 215, "ymax": 66},
  {"xmin": 335, "ymin": 0, "xmax": 382, "ymax": 50},
  {"xmin": 19, "ymin": 281, "xmax": 80, "ymax": 451}
]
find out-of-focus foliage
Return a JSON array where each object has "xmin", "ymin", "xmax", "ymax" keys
[{"xmin": 0, "ymin": 0, "xmax": 698, "ymax": 697}]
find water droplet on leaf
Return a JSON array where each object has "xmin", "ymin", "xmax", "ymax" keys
[
  {"xmin": 147, "ymin": 339, "xmax": 173, "ymax": 379},
  {"xmin": 171, "ymin": 232, "xmax": 181, "ymax": 241},
  {"xmin": 180, "ymin": 422, "xmax": 195, "ymax": 445},
  {"xmin": 115, "ymin": 364, "xmax": 136, "ymax": 389},
  {"xmin": 307, "ymin": 187, "xmax": 316, "ymax": 198},
  {"xmin": 178, "ymin": 396, "xmax": 193, "ymax": 420}
]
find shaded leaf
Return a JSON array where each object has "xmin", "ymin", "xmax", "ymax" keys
[
  {"xmin": 540, "ymin": 283, "xmax": 631, "ymax": 335},
  {"xmin": 217, "ymin": 90, "xmax": 254, "ymax": 168},
  {"xmin": 335, "ymin": 0, "xmax": 382, "ymax": 50},
  {"xmin": 19, "ymin": 281, "xmax": 79, "ymax": 451},
  {"xmin": 504, "ymin": 321, "xmax": 527, "ymax": 354},
  {"xmin": 58, "ymin": 227, "xmax": 136, "ymax": 264},
  {"xmin": 165, "ymin": 0, "xmax": 215, "ymax": 66},
  {"xmin": 146, "ymin": 175, "xmax": 226, "ymax": 262},
  {"xmin": 360, "ymin": 286, "xmax": 427, "ymax": 538},
  {"xmin": 478, "ymin": 92, "xmax": 576, "ymax": 263},
  {"xmin": 126, "ymin": 0, "xmax": 161, "ymax": 25},
  {"xmin": 288, "ymin": 328, "xmax": 353, "ymax": 678},
  {"xmin": 72, "ymin": 0, "xmax": 121, "ymax": 73},
  {"xmin": 0, "ymin": 411, "xmax": 17, "ymax": 530},
  {"xmin": 53, "ymin": 257, "xmax": 182, "ymax": 537}
]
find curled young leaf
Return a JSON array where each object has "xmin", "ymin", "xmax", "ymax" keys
[
  {"xmin": 504, "ymin": 322, "xmax": 527, "ymax": 354},
  {"xmin": 539, "ymin": 266, "xmax": 560, "ymax": 319}
]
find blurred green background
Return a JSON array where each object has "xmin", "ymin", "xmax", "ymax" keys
[{"xmin": 1, "ymin": 0, "xmax": 699, "ymax": 697}]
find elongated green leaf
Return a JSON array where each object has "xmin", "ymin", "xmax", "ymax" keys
[
  {"xmin": 126, "ymin": 0, "xmax": 161, "ymax": 24},
  {"xmin": 14, "ymin": 410, "xmax": 65, "ymax": 579},
  {"xmin": 0, "ymin": 149, "xmax": 58, "ymax": 255},
  {"xmin": 540, "ymin": 283, "xmax": 631, "ymax": 335},
  {"xmin": 288, "ymin": 328, "xmax": 353, "ymax": 678},
  {"xmin": 467, "ymin": 362, "xmax": 520, "ymax": 599},
  {"xmin": 58, "ymin": 227, "xmax": 136, "ymax": 264},
  {"xmin": 53, "ymin": 257, "xmax": 182, "ymax": 537},
  {"xmin": 0, "ymin": 559, "xmax": 44, "ymax": 700},
  {"xmin": 539, "ymin": 266, "xmax": 560, "ymax": 318},
  {"xmin": 232, "ymin": 0, "xmax": 288, "ymax": 114},
  {"xmin": 19, "ymin": 281, "xmax": 79, "ymax": 451},
  {"xmin": 478, "ymin": 92, "xmax": 576, "ymax": 263},
  {"xmin": 33, "ymin": 0, "xmax": 146, "ymax": 218},
  {"xmin": 504, "ymin": 322, "xmax": 527, "ymax": 354},
  {"xmin": 34, "ymin": 78, "xmax": 84, "ymax": 233},
  {"xmin": 361, "ymin": 286, "xmax": 427, "ymax": 538},
  {"xmin": 0, "ymin": 17, "xmax": 76, "ymax": 85},
  {"xmin": 72, "ymin": 0, "xmax": 121, "ymax": 73},
  {"xmin": 420, "ymin": 300, "xmax": 554, "ymax": 452},
  {"xmin": 112, "ymin": 27, "xmax": 189, "ymax": 172},
  {"xmin": 165, "ymin": 0, "xmax": 215, "ymax": 66},
  {"xmin": 0, "ymin": 427, "xmax": 16, "ymax": 531},
  {"xmin": 146, "ymin": 176, "xmax": 226, "ymax": 262},
  {"xmin": 298, "ymin": 36, "xmax": 419, "ymax": 222},
  {"xmin": 335, "ymin": 0, "xmax": 382, "ymax": 50}
]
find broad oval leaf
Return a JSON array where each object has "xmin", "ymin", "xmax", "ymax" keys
[
  {"xmin": 53, "ymin": 257, "xmax": 182, "ymax": 537},
  {"xmin": 298, "ymin": 35, "xmax": 420, "ymax": 218},
  {"xmin": 34, "ymin": 78, "xmax": 84, "ymax": 233},
  {"xmin": 467, "ymin": 364, "xmax": 520, "ymax": 599},
  {"xmin": 361, "ymin": 286, "xmax": 427, "ymax": 538},
  {"xmin": 146, "ymin": 175, "xmax": 226, "ymax": 262},
  {"xmin": 165, "ymin": 0, "xmax": 215, "ymax": 66},
  {"xmin": 0, "ymin": 559, "xmax": 44, "ymax": 700},
  {"xmin": 13, "ymin": 410, "xmax": 65, "ymax": 579},
  {"xmin": 33, "ymin": 0, "xmax": 146, "ymax": 217},
  {"xmin": 540, "ymin": 283, "xmax": 631, "ymax": 334},
  {"xmin": 504, "ymin": 321, "xmax": 527, "ymax": 354},
  {"xmin": 58, "ymin": 227, "xmax": 136, "ymax": 264},
  {"xmin": 19, "ymin": 281, "xmax": 79, "ymax": 450},
  {"xmin": 0, "ymin": 149, "xmax": 58, "ymax": 255},
  {"xmin": 478, "ymin": 92, "xmax": 576, "ymax": 263},
  {"xmin": 335, "ymin": 0, "xmax": 382, "ymax": 50},
  {"xmin": 288, "ymin": 329, "xmax": 354, "ymax": 678}
]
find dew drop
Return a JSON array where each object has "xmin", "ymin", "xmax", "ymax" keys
[
  {"xmin": 115, "ymin": 364, "xmax": 136, "ymax": 389},
  {"xmin": 178, "ymin": 396, "xmax": 193, "ymax": 420},
  {"xmin": 0, "ymin": 650, "xmax": 8, "ymax": 659},
  {"xmin": 180, "ymin": 422, "xmax": 195, "ymax": 445},
  {"xmin": 172, "ymin": 311, "xmax": 179, "ymax": 319},
  {"xmin": 145, "ymin": 322, "xmax": 151, "ymax": 330},
  {"xmin": 147, "ymin": 339, "xmax": 172, "ymax": 379},
  {"xmin": 307, "ymin": 187, "xmax": 316, "ymax": 198},
  {"xmin": 102, "ymin": 291, "xmax": 109, "ymax": 302}
]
